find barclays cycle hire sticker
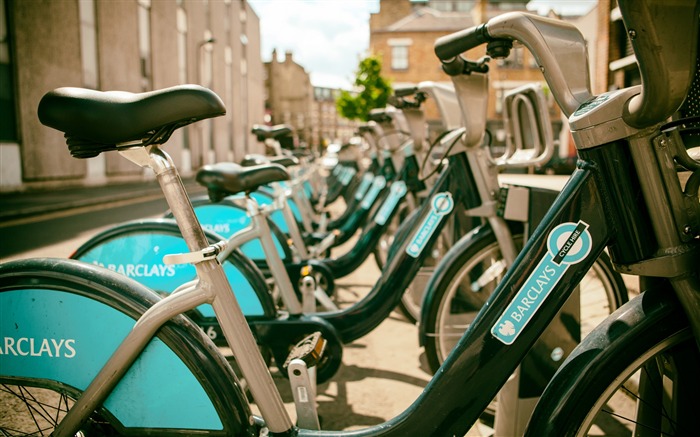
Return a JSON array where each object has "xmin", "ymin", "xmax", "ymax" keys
[
  {"xmin": 354, "ymin": 172, "xmax": 375, "ymax": 201},
  {"xmin": 340, "ymin": 167, "xmax": 357, "ymax": 186},
  {"xmin": 360, "ymin": 176, "xmax": 387, "ymax": 209},
  {"xmin": 374, "ymin": 181, "xmax": 408, "ymax": 226},
  {"xmin": 492, "ymin": 221, "xmax": 593, "ymax": 345},
  {"xmin": 406, "ymin": 192, "xmax": 454, "ymax": 258}
]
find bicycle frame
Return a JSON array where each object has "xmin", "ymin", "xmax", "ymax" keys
[
  {"xmin": 36, "ymin": 2, "xmax": 700, "ymax": 435},
  {"xmin": 55, "ymin": 145, "xmax": 295, "ymax": 435}
]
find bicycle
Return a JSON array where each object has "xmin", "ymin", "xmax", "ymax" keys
[{"xmin": 1, "ymin": 2, "xmax": 697, "ymax": 434}]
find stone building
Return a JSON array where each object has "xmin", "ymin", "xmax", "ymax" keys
[
  {"xmin": 263, "ymin": 51, "xmax": 360, "ymax": 151},
  {"xmin": 263, "ymin": 49, "xmax": 313, "ymax": 146},
  {"xmin": 0, "ymin": 0, "xmax": 265, "ymax": 192},
  {"xmin": 309, "ymin": 86, "xmax": 359, "ymax": 152}
]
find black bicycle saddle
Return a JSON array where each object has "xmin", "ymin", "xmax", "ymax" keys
[
  {"xmin": 38, "ymin": 85, "xmax": 226, "ymax": 158},
  {"xmin": 241, "ymin": 153, "xmax": 299, "ymax": 168},
  {"xmin": 196, "ymin": 162, "xmax": 290, "ymax": 201},
  {"xmin": 251, "ymin": 124, "xmax": 293, "ymax": 141}
]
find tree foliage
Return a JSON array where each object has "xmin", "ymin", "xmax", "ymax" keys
[{"xmin": 336, "ymin": 55, "xmax": 392, "ymax": 121}]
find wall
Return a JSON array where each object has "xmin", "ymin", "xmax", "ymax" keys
[{"xmin": 2, "ymin": 0, "xmax": 264, "ymax": 192}]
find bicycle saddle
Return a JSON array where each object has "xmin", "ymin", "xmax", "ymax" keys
[
  {"xmin": 38, "ymin": 85, "xmax": 226, "ymax": 158},
  {"xmin": 196, "ymin": 162, "xmax": 290, "ymax": 201},
  {"xmin": 251, "ymin": 124, "xmax": 293, "ymax": 141},
  {"xmin": 241, "ymin": 153, "xmax": 299, "ymax": 168},
  {"xmin": 368, "ymin": 109, "xmax": 392, "ymax": 124}
]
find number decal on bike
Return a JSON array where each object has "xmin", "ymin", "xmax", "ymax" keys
[
  {"xmin": 405, "ymin": 192, "xmax": 454, "ymax": 258},
  {"xmin": 374, "ymin": 181, "xmax": 408, "ymax": 226},
  {"xmin": 492, "ymin": 221, "xmax": 592, "ymax": 345}
]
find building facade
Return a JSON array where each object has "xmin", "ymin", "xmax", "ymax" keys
[
  {"xmin": 369, "ymin": 0, "xmax": 560, "ymax": 143},
  {"xmin": 263, "ymin": 49, "xmax": 313, "ymax": 147},
  {"xmin": 263, "ymin": 50, "xmax": 360, "ymax": 151},
  {"xmin": 595, "ymin": 0, "xmax": 640, "ymax": 95},
  {"xmin": 0, "ymin": 0, "xmax": 265, "ymax": 192},
  {"xmin": 310, "ymin": 86, "xmax": 359, "ymax": 152}
]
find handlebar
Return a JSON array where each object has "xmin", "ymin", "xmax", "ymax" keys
[
  {"xmin": 434, "ymin": 24, "xmax": 491, "ymax": 61},
  {"xmin": 437, "ymin": 2, "xmax": 698, "ymax": 128},
  {"xmin": 435, "ymin": 12, "xmax": 592, "ymax": 118}
]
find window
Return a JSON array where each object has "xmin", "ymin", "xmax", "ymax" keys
[
  {"xmin": 79, "ymin": 0, "xmax": 98, "ymax": 89},
  {"xmin": 0, "ymin": 0, "xmax": 17, "ymax": 141},
  {"xmin": 391, "ymin": 45, "xmax": 408, "ymax": 70},
  {"xmin": 388, "ymin": 38, "xmax": 412, "ymax": 71},
  {"xmin": 137, "ymin": 0, "xmax": 152, "ymax": 91}
]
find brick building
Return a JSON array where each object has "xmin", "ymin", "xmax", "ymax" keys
[
  {"xmin": 369, "ymin": 0, "xmax": 561, "ymax": 144},
  {"xmin": 264, "ymin": 50, "xmax": 359, "ymax": 151},
  {"xmin": 264, "ymin": 49, "xmax": 313, "ymax": 146},
  {"xmin": 0, "ymin": 0, "xmax": 265, "ymax": 192},
  {"xmin": 310, "ymin": 87, "xmax": 358, "ymax": 152},
  {"xmin": 595, "ymin": 0, "xmax": 640, "ymax": 95}
]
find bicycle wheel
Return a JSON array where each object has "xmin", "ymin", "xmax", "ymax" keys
[
  {"xmin": 0, "ymin": 258, "xmax": 252, "ymax": 435},
  {"xmin": 0, "ymin": 382, "xmax": 117, "ymax": 435},
  {"xmin": 525, "ymin": 288, "xmax": 700, "ymax": 436},
  {"xmin": 422, "ymin": 232, "xmax": 628, "ymax": 374}
]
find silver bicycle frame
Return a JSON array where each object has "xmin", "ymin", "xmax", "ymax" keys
[{"xmin": 55, "ymin": 145, "xmax": 294, "ymax": 436}]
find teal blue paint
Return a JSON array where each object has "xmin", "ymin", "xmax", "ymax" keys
[
  {"xmin": 0, "ymin": 289, "xmax": 222, "ymax": 429},
  {"xmin": 194, "ymin": 203, "xmax": 287, "ymax": 261},
  {"xmin": 491, "ymin": 221, "xmax": 592, "ymax": 345},
  {"xmin": 374, "ymin": 181, "xmax": 407, "ymax": 226},
  {"xmin": 406, "ymin": 193, "xmax": 454, "ymax": 258},
  {"xmin": 340, "ymin": 167, "xmax": 357, "ymax": 186},
  {"xmin": 360, "ymin": 176, "xmax": 387, "ymax": 210},
  {"xmin": 77, "ymin": 233, "xmax": 264, "ymax": 316},
  {"xmin": 354, "ymin": 172, "xmax": 375, "ymax": 201}
]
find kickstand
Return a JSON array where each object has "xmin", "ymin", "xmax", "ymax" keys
[{"xmin": 283, "ymin": 332, "xmax": 326, "ymax": 430}]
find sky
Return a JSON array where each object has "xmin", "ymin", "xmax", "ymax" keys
[{"xmin": 247, "ymin": 0, "xmax": 597, "ymax": 90}]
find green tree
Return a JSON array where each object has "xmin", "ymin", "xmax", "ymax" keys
[{"xmin": 336, "ymin": 55, "xmax": 392, "ymax": 121}]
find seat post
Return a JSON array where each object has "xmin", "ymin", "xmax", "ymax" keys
[{"xmin": 119, "ymin": 145, "xmax": 210, "ymax": 253}]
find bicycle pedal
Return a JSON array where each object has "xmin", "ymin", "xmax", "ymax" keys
[{"xmin": 282, "ymin": 331, "xmax": 326, "ymax": 370}]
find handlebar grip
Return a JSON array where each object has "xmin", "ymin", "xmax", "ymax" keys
[
  {"xmin": 434, "ymin": 24, "xmax": 491, "ymax": 60},
  {"xmin": 394, "ymin": 85, "xmax": 418, "ymax": 98},
  {"xmin": 441, "ymin": 57, "xmax": 465, "ymax": 77}
]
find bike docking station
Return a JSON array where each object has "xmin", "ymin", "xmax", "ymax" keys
[{"xmin": 486, "ymin": 83, "xmax": 582, "ymax": 435}]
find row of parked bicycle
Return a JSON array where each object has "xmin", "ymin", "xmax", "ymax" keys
[{"xmin": 1, "ymin": 1, "xmax": 699, "ymax": 435}]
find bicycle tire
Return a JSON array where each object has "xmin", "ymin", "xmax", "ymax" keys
[
  {"xmin": 525, "ymin": 287, "xmax": 700, "ymax": 436},
  {"xmin": 421, "ymin": 230, "xmax": 628, "ymax": 374},
  {"xmin": 0, "ymin": 258, "xmax": 252, "ymax": 435}
]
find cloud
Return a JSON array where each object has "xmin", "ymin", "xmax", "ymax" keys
[{"xmin": 249, "ymin": 0, "xmax": 379, "ymax": 89}]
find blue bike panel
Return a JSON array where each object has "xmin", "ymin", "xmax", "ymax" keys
[
  {"xmin": 250, "ymin": 190, "xmax": 300, "ymax": 231},
  {"xmin": 354, "ymin": 172, "xmax": 375, "ymax": 201},
  {"xmin": 0, "ymin": 289, "xmax": 222, "ymax": 429},
  {"xmin": 226, "ymin": 192, "xmax": 291, "ymax": 234},
  {"xmin": 375, "ymin": 181, "xmax": 408, "ymax": 226},
  {"xmin": 195, "ymin": 203, "xmax": 287, "ymax": 260},
  {"xmin": 406, "ymin": 192, "xmax": 454, "ymax": 257},
  {"xmin": 76, "ymin": 233, "xmax": 264, "ymax": 316},
  {"xmin": 303, "ymin": 180, "xmax": 313, "ymax": 199},
  {"xmin": 360, "ymin": 176, "xmax": 387, "ymax": 210}
]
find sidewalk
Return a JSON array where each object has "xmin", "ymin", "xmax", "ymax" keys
[{"xmin": 0, "ymin": 178, "xmax": 205, "ymax": 223}]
